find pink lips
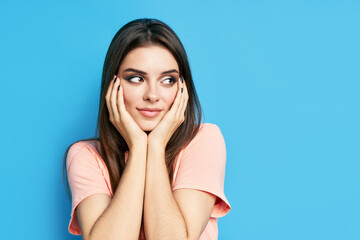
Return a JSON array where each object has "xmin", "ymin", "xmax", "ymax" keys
[{"xmin": 138, "ymin": 108, "xmax": 162, "ymax": 118}]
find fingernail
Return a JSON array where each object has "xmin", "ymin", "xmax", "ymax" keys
[
  {"xmin": 181, "ymin": 88, "xmax": 183, "ymax": 93},
  {"xmin": 118, "ymin": 85, "xmax": 120, "ymax": 91},
  {"xmin": 114, "ymin": 76, "xmax": 117, "ymax": 83}
]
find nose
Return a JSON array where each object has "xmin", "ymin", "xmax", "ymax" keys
[{"xmin": 143, "ymin": 81, "xmax": 159, "ymax": 103}]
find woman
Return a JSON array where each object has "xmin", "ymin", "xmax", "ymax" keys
[{"xmin": 63, "ymin": 18, "xmax": 231, "ymax": 240}]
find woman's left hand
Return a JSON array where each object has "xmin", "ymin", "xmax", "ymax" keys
[{"xmin": 148, "ymin": 76, "xmax": 188, "ymax": 149}]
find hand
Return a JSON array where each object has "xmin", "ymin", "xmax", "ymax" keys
[
  {"xmin": 148, "ymin": 76, "xmax": 189, "ymax": 148},
  {"xmin": 105, "ymin": 75, "xmax": 147, "ymax": 149}
]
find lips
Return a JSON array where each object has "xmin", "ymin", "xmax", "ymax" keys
[{"xmin": 137, "ymin": 108, "xmax": 162, "ymax": 118}]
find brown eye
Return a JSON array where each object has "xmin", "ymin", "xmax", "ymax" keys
[
  {"xmin": 162, "ymin": 77, "xmax": 177, "ymax": 85},
  {"xmin": 125, "ymin": 75, "xmax": 143, "ymax": 83}
]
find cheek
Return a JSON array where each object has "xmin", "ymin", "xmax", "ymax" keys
[
  {"xmin": 123, "ymin": 86, "xmax": 140, "ymax": 110},
  {"xmin": 163, "ymin": 88, "xmax": 178, "ymax": 110}
]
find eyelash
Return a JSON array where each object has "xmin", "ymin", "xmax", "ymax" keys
[
  {"xmin": 125, "ymin": 75, "xmax": 177, "ymax": 85},
  {"xmin": 125, "ymin": 75, "xmax": 144, "ymax": 83},
  {"xmin": 162, "ymin": 76, "xmax": 177, "ymax": 85}
]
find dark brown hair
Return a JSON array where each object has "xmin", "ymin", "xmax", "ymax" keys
[{"xmin": 63, "ymin": 18, "xmax": 202, "ymax": 200}]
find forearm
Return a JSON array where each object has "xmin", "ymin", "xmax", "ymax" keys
[
  {"xmin": 144, "ymin": 144, "xmax": 188, "ymax": 240},
  {"xmin": 90, "ymin": 143, "xmax": 147, "ymax": 240}
]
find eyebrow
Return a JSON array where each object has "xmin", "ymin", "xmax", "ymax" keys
[{"xmin": 123, "ymin": 68, "xmax": 179, "ymax": 75}]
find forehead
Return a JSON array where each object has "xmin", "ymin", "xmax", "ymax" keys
[{"xmin": 119, "ymin": 45, "xmax": 179, "ymax": 73}]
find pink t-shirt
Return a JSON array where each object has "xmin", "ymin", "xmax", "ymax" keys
[{"xmin": 66, "ymin": 123, "xmax": 231, "ymax": 239}]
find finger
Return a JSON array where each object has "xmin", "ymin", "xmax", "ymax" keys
[
  {"xmin": 185, "ymin": 79, "xmax": 189, "ymax": 107},
  {"xmin": 168, "ymin": 76, "xmax": 182, "ymax": 116},
  {"xmin": 178, "ymin": 77, "xmax": 188, "ymax": 120},
  {"xmin": 110, "ymin": 75, "xmax": 120, "ymax": 122},
  {"xmin": 117, "ymin": 78, "xmax": 126, "ymax": 115},
  {"xmin": 105, "ymin": 75, "xmax": 117, "ymax": 121},
  {"xmin": 182, "ymin": 77, "xmax": 189, "ymax": 113},
  {"xmin": 175, "ymin": 76, "xmax": 185, "ymax": 118}
]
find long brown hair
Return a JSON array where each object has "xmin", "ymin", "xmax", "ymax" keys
[{"xmin": 63, "ymin": 18, "xmax": 202, "ymax": 200}]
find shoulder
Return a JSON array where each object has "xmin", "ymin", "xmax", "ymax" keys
[
  {"xmin": 188, "ymin": 123, "xmax": 225, "ymax": 146},
  {"xmin": 198, "ymin": 123, "xmax": 223, "ymax": 137},
  {"xmin": 66, "ymin": 140, "xmax": 102, "ymax": 170},
  {"xmin": 181, "ymin": 123, "xmax": 225, "ymax": 155}
]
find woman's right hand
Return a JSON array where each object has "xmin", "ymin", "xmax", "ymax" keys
[{"xmin": 105, "ymin": 75, "xmax": 147, "ymax": 149}]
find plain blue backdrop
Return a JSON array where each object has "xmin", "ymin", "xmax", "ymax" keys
[{"xmin": 0, "ymin": 0, "xmax": 359, "ymax": 239}]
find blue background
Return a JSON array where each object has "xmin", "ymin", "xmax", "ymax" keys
[{"xmin": 1, "ymin": 0, "xmax": 359, "ymax": 239}]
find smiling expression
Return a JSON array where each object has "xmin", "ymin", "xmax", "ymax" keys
[{"xmin": 117, "ymin": 45, "xmax": 180, "ymax": 131}]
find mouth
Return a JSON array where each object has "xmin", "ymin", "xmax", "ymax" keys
[{"xmin": 137, "ymin": 108, "xmax": 162, "ymax": 118}]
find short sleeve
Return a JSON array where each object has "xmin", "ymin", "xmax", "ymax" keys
[
  {"xmin": 66, "ymin": 141, "xmax": 112, "ymax": 235},
  {"xmin": 172, "ymin": 123, "xmax": 231, "ymax": 218}
]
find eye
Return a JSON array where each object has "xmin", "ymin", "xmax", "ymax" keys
[
  {"xmin": 125, "ymin": 75, "xmax": 144, "ymax": 83},
  {"xmin": 162, "ymin": 76, "xmax": 177, "ymax": 85}
]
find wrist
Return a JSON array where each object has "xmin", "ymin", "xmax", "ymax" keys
[
  {"xmin": 147, "ymin": 141, "xmax": 166, "ymax": 153},
  {"xmin": 128, "ymin": 138, "xmax": 148, "ymax": 152}
]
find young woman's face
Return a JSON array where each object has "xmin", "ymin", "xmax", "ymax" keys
[{"xmin": 117, "ymin": 45, "xmax": 180, "ymax": 131}]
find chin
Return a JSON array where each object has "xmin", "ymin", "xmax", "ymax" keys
[{"xmin": 138, "ymin": 122, "xmax": 157, "ymax": 132}]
